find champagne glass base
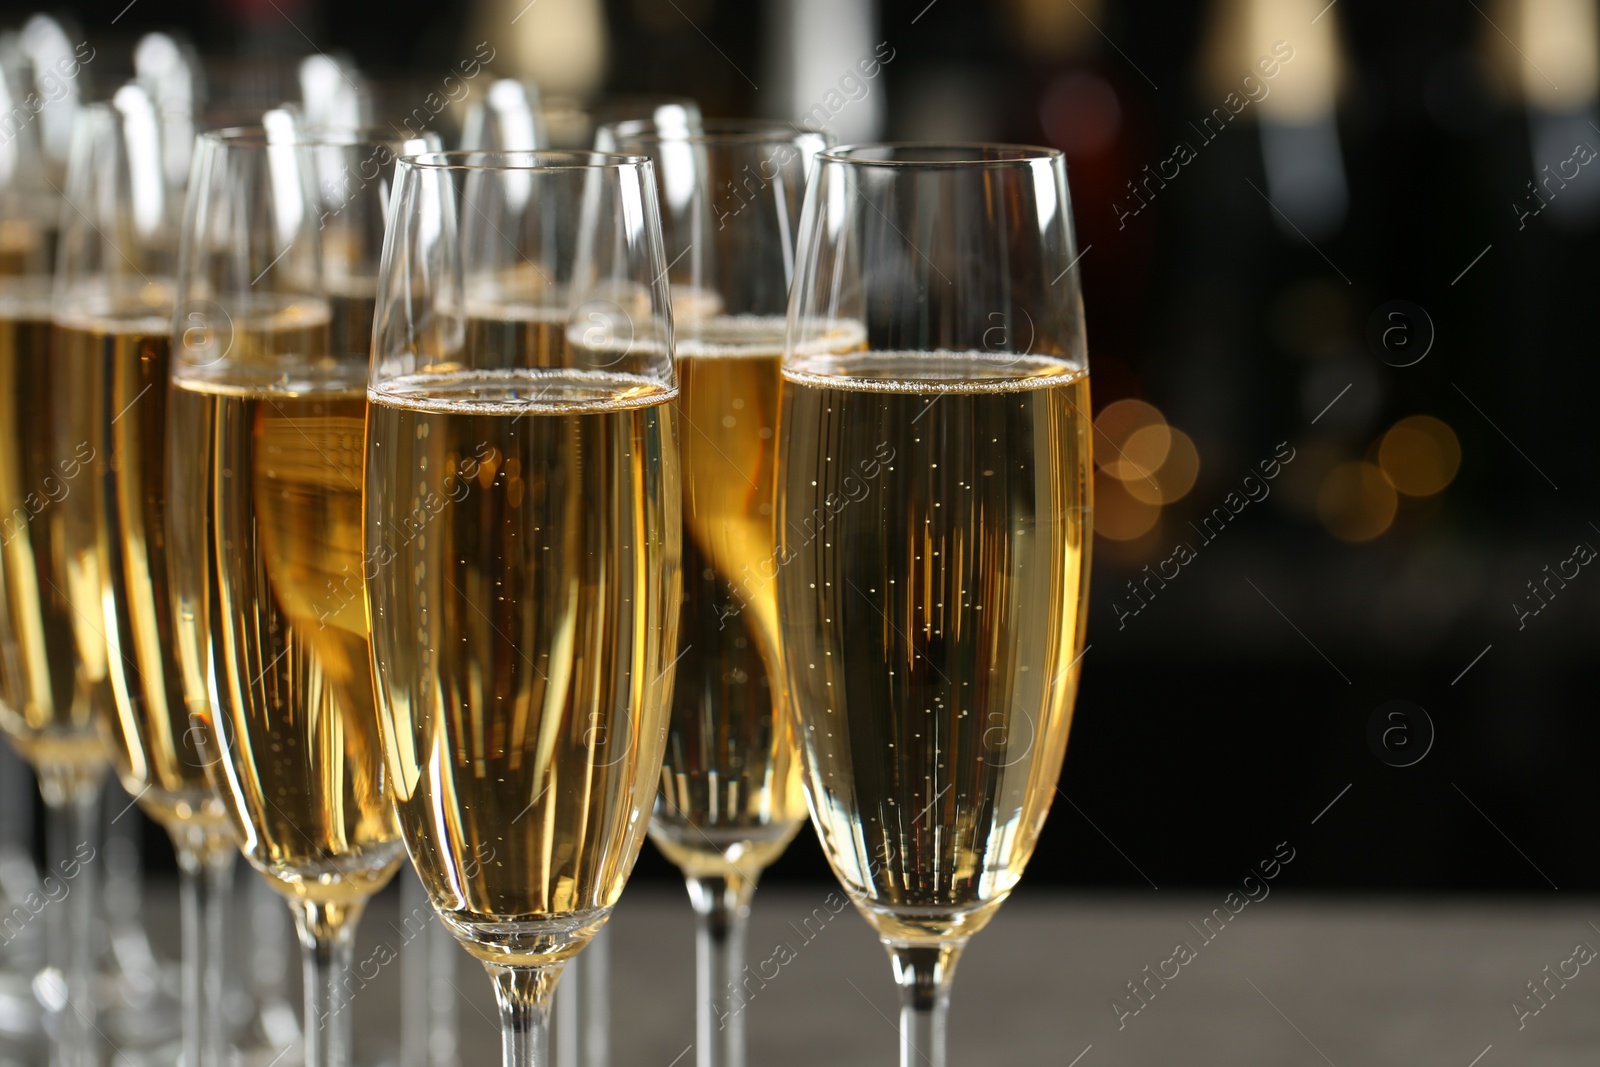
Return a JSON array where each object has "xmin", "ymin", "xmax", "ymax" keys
[
  {"xmin": 232, "ymin": 1001, "xmax": 304, "ymax": 1067},
  {"xmin": 96, "ymin": 961, "xmax": 183, "ymax": 1051},
  {"xmin": 248, "ymin": 843, "xmax": 408, "ymax": 908},
  {"xmin": 438, "ymin": 908, "xmax": 612, "ymax": 968},
  {"xmin": 648, "ymin": 823, "xmax": 800, "ymax": 883},
  {"xmin": 112, "ymin": 1037, "xmax": 183, "ymax": 1067},
  {"xmin": 230, "ymin": 874, "xmax": 303, "ymax": 1067},
  {"xmin": 0, "ymin": 972, "xmax": 43, "ymax": 1044},
  {"xmin": 853, "ymin": 898, "xmax": 1007, "ymax": 946},
  {"xmin": 0, "ymin": 848, "xmax": 46, "ymax": 1045}
]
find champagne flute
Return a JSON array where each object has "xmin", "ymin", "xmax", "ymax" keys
[
  {"xmin": 0, "ymin": 45, "xmax": 108, "ymax": 1067},
  {"xmin": 777, "ymin": 144, "xmax": 1092, "ymax": 1067},
  {"xmin": 167, "ymin": 121, "xmax": 437, "ymax": 1067},
  {"xmin": 602, "ymin": 119, "xmax": 831, "ymax": 1067},
  {"xmin": 51, "ymin": 83, "xmax": 237, "ymax": 1067},
  {"xmin": 133, "ymin": 31, "xmax": 205, "ymax": 197},
  {"xmin": 365, "ymin": 148, "xmax": 681, "ymax": 1067},
  {"xmin": 0, "ymin": 40, "xmax": 55, "ymax": 1055},
  {"xmin": 297, "ymin": 55, "xmax": 370, "ymax": 133},
  {"xmin": 458, "ymin": 93, "xmax": 690, "ymax": 1067}
]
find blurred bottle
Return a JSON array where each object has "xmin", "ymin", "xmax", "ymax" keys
[
  {"xmin": 1202, "ymin": 0, "xmax": 1349, "ymax": 239},
  {"xmin": 1490, "ymin": 0, "xmax": 1600, "ymax": 229}
]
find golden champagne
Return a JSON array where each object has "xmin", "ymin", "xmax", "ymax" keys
[
  {"xmin": 0, "ymin": 284, "xmax": 109, "ymax": 786},
  {"xmin": 54, "ymin": 309, "xmax": 229, "ymax": 834},
  {"xmin": 778, "ymin": 352, "xmax": 1091, "ymax": 943},
  {"xmin": 171, "ymin": 298, "xmax": 401, "ymax": 903},
  {"xmin": 367, "ymin": 360, "xmax": 680, "ymax": 965},
  {"xmin": 0, "ymin": 220, "xmax": 52, "ymax": 277},
  {"xmin": 651, "ymin": 316, "xmax": 817, "ymax": 878}
]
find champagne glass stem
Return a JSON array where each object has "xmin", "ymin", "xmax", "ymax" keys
[
  {"xmin": 685, "ymin": 873, "xmax": 756, "ymax": 1067},
  {"xmin": 175, "ymin": 836, "xmax": 235, "ymax": 1067},
  {"xmin": 38, "ymin": 778, "xmax": 102, "ymax": 1067},
  {"xmin": 887, "ymin": 943, "xmax": 964, "ymax": 1067},
  {"xmin": 289, "ymin": 899, "xmax": 366, "ymax": 1067},
  {"xmin": 486, "ymin": 963, "xmax": 562, "ymax": 1067}
]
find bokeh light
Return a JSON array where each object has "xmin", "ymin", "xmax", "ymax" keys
[
  {"xmin": 1094, "ymin": 469, "xmax": 1160, "ymax": 541},
  {"xmin": 1094, "ymin": 398, "xmax": 1164, "ymax": 472},
  {"xmin": 1109, "ymin": 422, "xmax": 1171, "ymax": 482},
  {"xmin": 1041, "ymin": 71, "xmax": 1122, "ymax": 156},
  {"xmin": 1093, "ymin": 401, "xmax": 1202, "ymax": 534},
  {"xmin": 1378, "ymin": 415, "xmax": 1461, "ymax": 497},
  {"xmin": 1317, "ymin": 461, "xmax": 1398, "ymax": 542},
  {"xmin": 1125, "ymin": 427, "xmax": 1199, "ymax": 505}
]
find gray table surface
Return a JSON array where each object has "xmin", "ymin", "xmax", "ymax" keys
[{"xmin": 329, "ymin": 884, "xmax": 1598, "ymax": 1066}]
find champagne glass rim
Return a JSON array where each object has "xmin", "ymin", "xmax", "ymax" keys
[
  {"xmin": 396, "ymin": 148, "xmax": 652, "ymax": 172},
  {"xmin": 199, "ymin": 125, "xmax": 439, "ymax": 149},
  {"xmin": 557, "ymin": 91, "xmax": 701, "ymax": 112},
  {"xmin": 820, "ymin": 141, "xmax": 1063, "ymax": 167},
  {"xmin": 73, "ymin": 92, "xmax": 162, "ymax": 126},
  {"xmin": 89, "ymin": 79, "xmax": 189, "ymax": 112},
  {"xmin": 603, "ymin": 117, "xmax": 828, "ymax": 146}
]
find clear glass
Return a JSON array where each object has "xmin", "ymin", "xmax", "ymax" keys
[
  {"xmin": 0, "ymin": 43, "xmax": 107, "ymax": 1067},
  {"xmin": 167, "ymin": 118, "xmax": 439, "ymax": 1067},
  {"xmin": 234, "ymin": 873, "xmax": 302, "ymax": 1065},
  {"xmin": 602, "ymin": 120, "xmax": 829, "ymax": 1067},
  {"xmin": 35, "ymin": 785, "xmax": 99, "ymax": 1067},
  {"xmin": 101, "ymin": 789, "xmax": 182, "ymax": 1051},
  {"xmin": 555, "ymin": 923, "xmax": 608, "ymax": 1067},
  {"xmin": 365, "ymin": 149, "xmax": 681, "ymax": 1067},
  {"xmin": 17, "ymin": 15, "xmax": 89, "ymax": 190},
  {"xmin": 550, "ymin": 923, "xmax": 609, "ymax": 1067},
  {"xmin": 0, "ymin": 742, "xmax": 41, "ymax": 1040},
  {"xmin": 777, "ymin": 144, "xmax": 1093, "ymax": 1067},
  {"xmin": 401, "ymin": 867, "xmax": 459, "ymax": 1067},
  {"xmin": 50, "ymin": 84, "xmax": 236, "ymax": 1067},
  {"xmin": 296, "ymin": 54, "xmax": 370, "ymax": 134},
  {"xmin": 544, "ymin": 95, "xmax": 701, "ymax": 151},
  {"xmin": 133, "ymin": 31, "xmax": 205, "ymax": 201},
  {"xmin": 460, "ymin": 79, "xmax": 548, "ymax": 152}
]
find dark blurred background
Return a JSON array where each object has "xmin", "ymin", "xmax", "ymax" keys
[{"xmin": 2, "ymin": 0, "xmax": 1593, "ymax": 896}]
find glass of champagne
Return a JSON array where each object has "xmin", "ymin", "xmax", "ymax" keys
[
  {"xmin": 167, "ymin": 120, "xmax": 437, "ymax": 1067},
  {"xmin": 469, "ymin": 100, "xmax": 699, "ymax": 1067},
  {"xmin": 0, "ymin": 49, "xmax": 107, "ymax": 1067},
  {"xmin": 364, "ymin": 149, "xmax": 681, "ymax": 1067},
  {"xmin": 601, "ymin": 119, "xmax": 831, "ymax": 1067},
  {"xmin": 52, "ymin": 83, "xmax": 238, "ymax": 1067},
  {"xmin": 0, "ymin": 37, "xmax": 56, "ymax": 1054},
  {"xmin": 777, "ymin": 144, "xmax": 1092, "ymax": 1067}
]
